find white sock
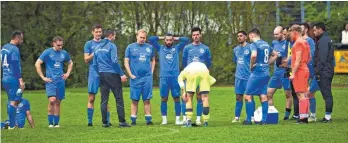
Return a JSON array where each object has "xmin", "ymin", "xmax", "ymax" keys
[
  {"xmin": 310, "ymin": 113, "xmax": 316, "ymax": 117},
  {"xmin": 183, "ymin": 116, "xmax": 187, "ymax": 121},
  {"xmin": 176, "ymin": 116, "xmax": 180, "ymax": 121},
  {"xmin": 325, "ymin": 114, "xmax": 331, "ymax": 120},
  {"xmin": 196, "ymin": 116, "xmax": 201, "ymax": 121},
  {"xmin": 162, "ymin": 116, "xmax": 167, "ymax": 121}
]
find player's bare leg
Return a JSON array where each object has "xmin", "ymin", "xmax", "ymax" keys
[
  {"xmin": 267, "ymin": 88, "xmax": 277, "ymax": 106},
  {"xmin": 201, "ymin": 93, "xmax": 209, "ymax": 126},
  {"xmin": 144, "ymin": 100, "xmax": 153, "ymax": 125},
  {"xmin": 130, "ymin": 100, "xmax": 139, "ymax": 125},
  {"xmin": 53, "ymin": 100, "xmax": 61, "ymax": 127},
  {"xmin": 284, "ymin": 90, "xmax": 293, "ymax": 120},
  {"xmin": 48, "ymin": 97, "xmax": 56, "ymax": 127}
]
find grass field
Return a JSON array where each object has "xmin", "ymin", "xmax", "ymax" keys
[{"xmin": 1, "ymin": 87, "xmax": 348, "ymax": 143}]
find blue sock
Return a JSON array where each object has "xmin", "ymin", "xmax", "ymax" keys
[
  {"xmin": 87, "ymin": 108, "xmax": 94, "ymax": 124},
  {"xmin": 8, "ymin": 105, "xmax": 16, "ymax": 128},
  {"xmin": 54, "ymin": 115, "xmax": 60, "ymax": 125},
  {"xmin": 310, "ymin": 98, "xmax": 316, "ymax": 114},
  {"xmin": 197, "ymin": 99, "xmax": 203, "ymax": 116},
  {"xmin": 285, "ymin": 108, "xmax": 291, "ymax": 118},
  {"xmin": 174, "ymin": 100, "xmax": 181, "ymax": 116},
  {"xmin": 251, "ymin": 98, "xmax": 256, "ymax": 117},
  {"xmin": 246, "ymin": 102, "xmax": 253, "ymax": 122},
  {"xmin": 261, "ymin": 101, "xmax": 268, "ymax": 122},
  {"xmin": 145, "ymin": 115, "xmax": 152, "ymax": 123},
  {"xmin": 235, "ymin": 101, "xmax": 243, "ymax": 118},
  {"xmin": 107, "ymin": 111, "xmax": 110, "ymax": 124},
  {"xmin": 131, "ymin": 116, "xmax": 137, "ymax": 123},
  {"xmin": 48, "ymin": 115, "xmax": 54, "ymax": 125},
  {"xmin": 181, "ymin": 99, "xmax": 186, "ymax": 116},
  {"xmin": 325, "ymin": 112, "xmax": 332, "ymax": 115},
  {"xmin": 161, "ymin": 101, "xmax": 167, "ymax": 116}
]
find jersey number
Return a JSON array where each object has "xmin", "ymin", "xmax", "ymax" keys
[
  {"xmin": 264, "ymin": 49, "xmax": 269, "ymax": 63},
  {"xmin": 2, "ymin": 54, "xmax": 9, "ymax": 69}
]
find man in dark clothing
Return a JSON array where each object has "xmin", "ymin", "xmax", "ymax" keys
[{"xmin": 313, "ymin": 22, "xmax": 335, "ymax": 123}]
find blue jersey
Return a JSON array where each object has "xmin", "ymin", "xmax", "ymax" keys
[
  {"xmin": 250, "ymin": 40, "xmax": 272, "ymax": 77},
  {"xmin": 149, "ymin": 36, "xmax": 189, "ymax": 77},
  {"xmin": 1, "ymin": 43, "xmax": 22, "ymax": 79},
  {"xmin": 182, "ymin": 43, "xmax": 211, "ymax": 68},
  {"xmin": 125, "ymin": 43, "xmax": 155, "ymax": 78},
  {"xmin": 38, "ymin": 48, "xmax": 71, "ymax": 81},
  {"xmin": 233, "ymin": 43, "xmax": 251, "ymax": 80},
  {"xmin": 15, "ymin": 99, "xmax": 30, "ymax": 127},
  {"xmin": 93, "ymin": 39, "xmax": 124, "ymax": 75},
  {"xmin": 305, "ymin": 37, "xmax": 315, "ymax": 65},
  {"xmin": 84, "ymin": 40, "xmax": 101, "ymax": 76},
  {"xmin": 271, "ymin": 40, "xmax": 287, "ymax": 76}
]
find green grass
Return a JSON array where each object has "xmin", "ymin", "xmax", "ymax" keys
[{"xmin": 2, "ymin": 87, "xmax": 348, "ymax": 143}]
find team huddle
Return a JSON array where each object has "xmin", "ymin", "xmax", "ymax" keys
[{"xmin": 1, "ymin": 22, "xmax": 335, "ymax": 129}]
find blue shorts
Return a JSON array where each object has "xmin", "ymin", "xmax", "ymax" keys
[
  {"xmin": 308, "ymin": 64, "xmax": 315, "ymax": 78},
  {"xmin": 160, "ymin": 76, "xmax": 180, "ymax": 98},
  {"xmin": 234, "ymin": 78, "xmax": 248, "ymax": 95},
  {"xmin": 268, "ymin": 75, "xmax": 290, "ymax": 90},
  {"xmin": 309, "ymin": 77, "xmax": 320, "ymax": 93},
  {"xmin": 2, "ymin": 77, "xmax": 22, "ymax": 101},
  {"xmin": 245, "ymin": 75, "xmax": 270, "ymax": 95},
  {"xmin": 130, "ymin": 75, "xmax": 153, "ymax": 101},
  {"xmin": 46, "ymin": 80, "xmax": 65, "ymax": 100},
  {"xmin": 88, "ymin": 75, "xmax": 100, "ymax": 95}
]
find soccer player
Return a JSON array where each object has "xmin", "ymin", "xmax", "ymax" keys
[
  {"xmin": 148, "ymin": 34, "xmax": 189, "ymax": 125},
  {"xmin": 289, "ymin": 25, "xmax": 311, "ymax": 124},
  {"xmin": 243, "ymin": 28, "xmax": 271, "ymax": 125},
  {"xmin": 178, "ymin": 62, "xmax": 216, "ymax": 127},
  {"xmin": 1, "ymin": 98, "xmax": 35, "ymax": 129},
  {"xmin": 93, "ymin": 30, "xmax": 130, "ymax": 128},
  {"xmin": 1, "ymin": 30, "xmax": 25, "ymax": 129},
  {"xmin": 182, "ymin": 27, "xmax": 212, "ymax": 125},
  {"xmin": 124, "ymin": 29, "xmax": 155, "ymax": 125},
  {"xmin": 35, "ymin": 36, "xmax": 73, "ymax": 127},
  {"xmin": 300, "ymin": 22, "xmax": 319, "ymax": 122},
  {"xmin": 84, "ymin": 24, "xmax": 111, "ymax": 126},
  {"xmin": 313, "ymin": 22, "xmax": 335, "ymax": 123},
  {"xmin": 267, "ymin": 26, "xmax": 293, "ymax": 120},
  {"xmin": 231, "ymin": 31, "xmax": 255, "ymax": 123}
]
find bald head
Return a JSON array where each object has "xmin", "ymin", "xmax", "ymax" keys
[{"xmin": 273, "ymin": 26, "xmax": 283, "ymax": 41}]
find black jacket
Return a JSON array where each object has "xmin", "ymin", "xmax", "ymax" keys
[{"xmin": 314, "ymin": 32, "xmax": 335, "ymax": 75}]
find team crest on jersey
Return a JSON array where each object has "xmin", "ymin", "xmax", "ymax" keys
[
  {"xmin": 146, "ymin": 47, "xmax": 151, "ymax": 53},
  {"xmin": 282, "ymin": 44, "xmax": 286, "ymax": 49},
  {"xmin": 171, "ymin": 48, "xmax": 175, "ymax": 52},
  {"xmin": 200, "ymin": 48, "xmax": 204, "ymax": 54},
  {"xmin": 244, "ymin": 50, "xmax": 249, "ymax": 55},
  {"xmin": 60, "ymin": 53, "xmax": 65, "ymax": 59},
  {"xmin": 18, "ymin": 103, "xmax": 23, "ymax": 108}
]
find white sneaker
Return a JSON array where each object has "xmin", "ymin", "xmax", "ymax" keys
[
  {"xmin": 161, "ymin": 120, "xmax": 168, "ymax": 125},
  {"xmin": 48, "ymin": 124, "xmax": 54, "ymax": 128},
  {"xmin": 308, "ymin": 116, "xmax": 317, "ymax": 122},
  {"xmin": 175, "ymin": 120, "xmax": 183, "ymax": 125},
  {"xmin": 231, "ymin": 118, "xmax": 240, "ymax": 123},
  {"xmin": 8, "ymin": 127, "xmax": 16, "ymax": 130},
  {"xmin": 195, "ymin": 120, "xmax": 202, "ymax": 125},
  {"xmin": 54, "ymin": 125, "xmax": 60, "ymax": 128},
  {"xmin": 181, "ymin": 120, "xmax": 187, "ymax": 125}
]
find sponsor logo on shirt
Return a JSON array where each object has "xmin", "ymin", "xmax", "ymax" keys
[
  {"xmin": 139, "ymin": 53, "xmax": 146, "ymax": 62},
  {"xmin": 54, "ymin": 61, "xmax": 61, "ymax": 68},
  {"xmin": 166, "ymin": 54, "xmax": 173, "ymax": 59}
]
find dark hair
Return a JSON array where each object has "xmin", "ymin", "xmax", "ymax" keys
[
  {"xmin": 344, "ymin": 23, "xmax": 348, "ymax": 30},
  {"xmin": 11, "ymin": 30, "xmax": 23, "ymax": 40},
  {"xmin": 165, "ymin": 33, "xmax": 173, "ymax": 37},
  {"xmin": 191, "ymin": 27, "xmax": 201, "ymax": 34},
  {"xmin": 104, "ymin": 29, "xmax": 115, "ymax": 37},
  {"xmin": 282, "ymin": 26, "xmax": 289, "ymax": 31},
  {"xmin": 248, "ymin": 28, "xmax": 261, "ymax": 36},
  {"xmin": 92, "ymin": 24, "xmax": 102, "ymax": 31},
  {"xmin": 300, "ymin": 22, "xmax": 310, "ymax": 30},
  {"xmin": 52, "ymin": 36, "xmax": 64, "ymax": 42},
  {"xmin": 237, "ymin": 31, "xmax": 247, "ymax": 36},
  {"xmin": 313, "ymin": 22, "xmax": 326, "ymax": 31}
]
